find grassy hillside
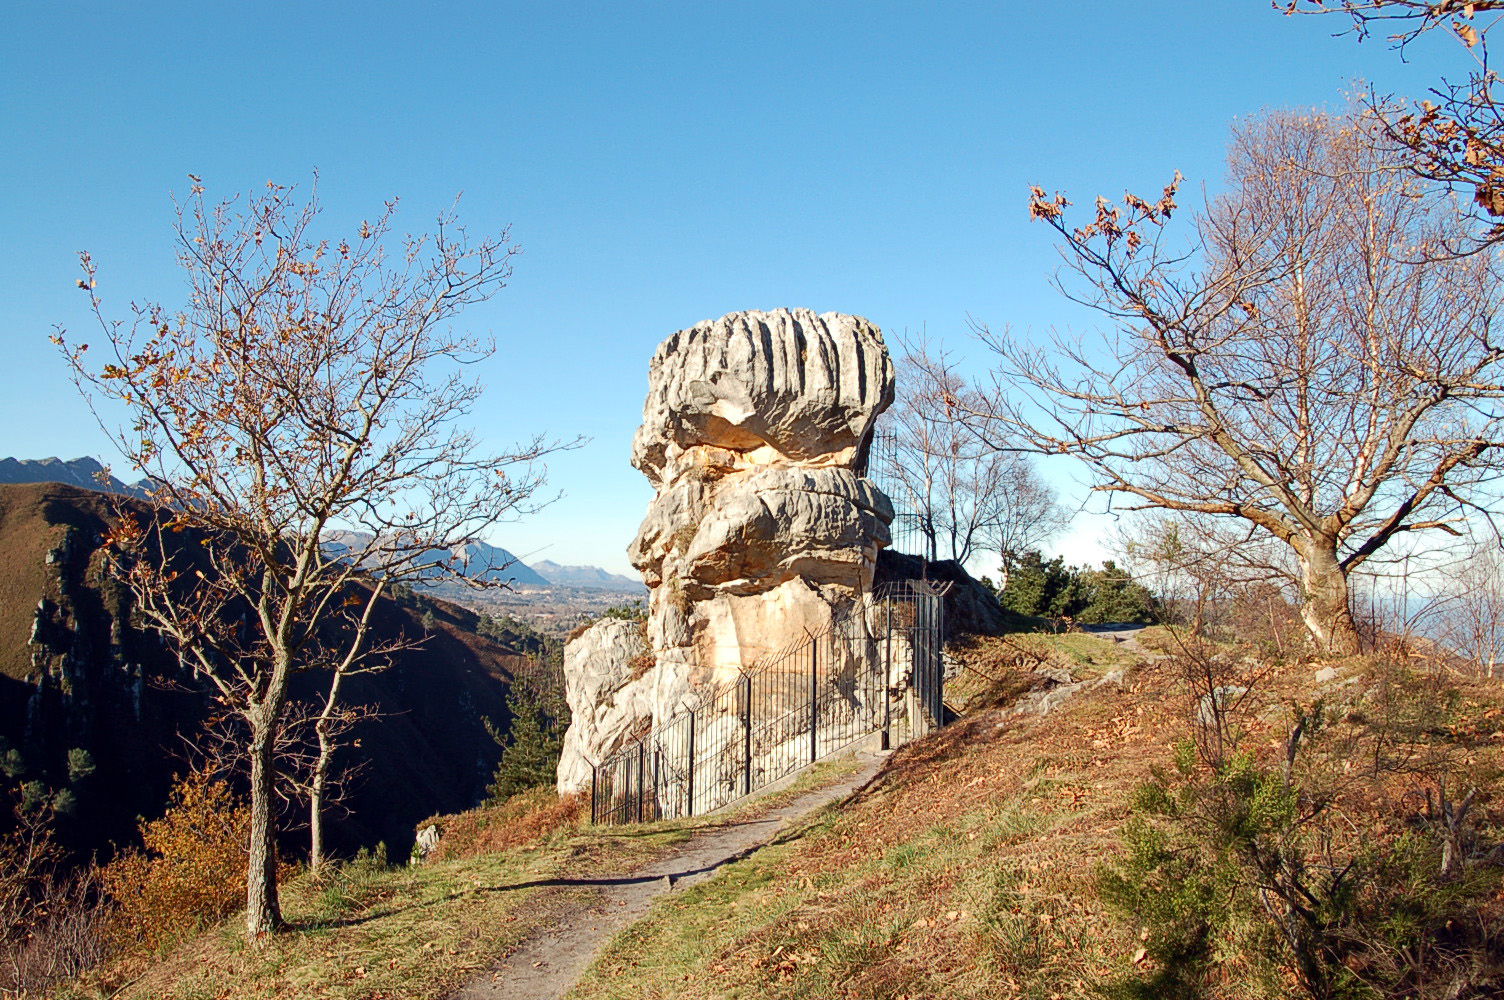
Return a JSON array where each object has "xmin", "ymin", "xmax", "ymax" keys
[
  {"xmin": 48, "ymin": 623, "xmax": 1504, "ymax": 1000},
  {"xmin": 567, "ymin": 636, "xmax": 1504, "ymax": 999},
  {"xmin": 79, "ymin": 763, "xmax": 860, "ymax": 1000}
]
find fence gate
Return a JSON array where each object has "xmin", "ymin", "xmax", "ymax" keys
[{"xmin": 590, "ymin": 580, "xmax": 948, "ymax": 825}]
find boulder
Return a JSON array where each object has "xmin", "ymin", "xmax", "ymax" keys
[
  {"xmin": 555, "ymin": 617, "xmax": 653, "ymax": 794},
  {"xmin": 557, "ymin": 309, "xmax": 896, "ymax": 794}
]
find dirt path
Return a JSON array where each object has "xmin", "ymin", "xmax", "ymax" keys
[{"xmin": 450, "ymin": 750, "xmax": 885, "ymax": 1000}]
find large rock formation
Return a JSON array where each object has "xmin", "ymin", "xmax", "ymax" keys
[{"xmin": 558, "ymin": 308, "xmax": 895, "ymax": 792}]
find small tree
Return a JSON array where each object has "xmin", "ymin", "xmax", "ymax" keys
[
  {"xmin": 55, "ymin": 179, "xmax": 572, "ymax": 938},
  {"xmin": 486, "ymin": 655, "xmax": 569, "ymax": 803},
  {"xmin": 961, "ymin": 108, "xmax": 1504, "ymax": 653},
  {"xmin": 1436, "ymin": 541, "xmax": 1504, "ymax": 677},
  {"xmin": 882, "ymin": 345, "xmax": 1068, "ymax": 566}
]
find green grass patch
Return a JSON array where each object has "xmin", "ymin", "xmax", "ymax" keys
[{"xmin": 75, "ymin": 752, "xmax": 869, "ymax": 1000}]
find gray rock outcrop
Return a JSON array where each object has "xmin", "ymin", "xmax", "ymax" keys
[{"xmin": 556, "ymin": 617, "xmax": 653, "ymax": 793}]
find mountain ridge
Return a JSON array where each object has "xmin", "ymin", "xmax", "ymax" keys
[
  {"xmin": 531, "ymin": 559, "xmax": 643, "ymax": 592},
  {"xmin": 1, "ymin": 456, "xmax": 637, "ymax": 594}
]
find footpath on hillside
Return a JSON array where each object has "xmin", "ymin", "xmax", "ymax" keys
[{"xmin": 451, "ymin": 749, "xmax": 886, "ymax": 1000}]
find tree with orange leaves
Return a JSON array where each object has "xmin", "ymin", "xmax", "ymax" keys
[{"xmin": 54, "ymin": 178, "xmax": 573, "ymax": 940}]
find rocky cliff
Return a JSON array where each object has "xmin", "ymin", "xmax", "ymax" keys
[{"xmin": 558, "ymin": 309, "xmax": 895, "ymax": 791}]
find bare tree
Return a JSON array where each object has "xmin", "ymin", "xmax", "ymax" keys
[
  {"xmin": 957, "ymin": 108, "xmax": 1504, "ymax": 653},
  {"xmin": 54, "ymin": 179, "xmax": 574, "ymax": 939},
  {"xmin": 1286, "ymin": 1, "xmax": 1504, "ymax": 247},
  {"xmin": 882, "ymin": 345, "xmax": 1068, "ymax": 568},
  {"xmin": 1435, "ymin": 539, "xmax": 1504, "ymax": 676},
  {"xmin": 181, "ymin": 697, "xmax": 380, "ymax": 872}
]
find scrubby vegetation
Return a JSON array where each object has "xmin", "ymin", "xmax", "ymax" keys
[
  {"xmin": 563, "ymin": 614, "xmax": 1503, "ymax": 1000},
  {"xmin": 97, "ymin": 773, "xmax": 257, "ymax": 959},
  {"xmin": 996, "ymin": 551, "xmax": 1157, "ymax": 625},
  {"xmin": 0, "ymin": 572, "xmax": 1497, "ymax": 1000}
]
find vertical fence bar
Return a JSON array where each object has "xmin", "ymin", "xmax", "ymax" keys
[
  {"xmin": 881, "ymin": 599, "xmax": 892, "ymax": 751},
  {"xmin": 809, "ymin": 638, "xmax": 819, "ymax": 764},
  {"xmin": 686, "ymin": 710, "xmax": 696, "ymax": 817},
  {"xmin": 590, "ymin": 764, "xmax": 599, "ymax": 824},
  {"xmin": 636, "ymin": 742, "xmax": 645, "ymax": 823},
  {"xmin": 741, "ymin": 673, "xmax": 752, "ymax": 797}
]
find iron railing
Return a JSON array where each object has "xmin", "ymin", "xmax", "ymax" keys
[
  {"xmin": 864, "ymin": 430, "xmax": 926, "ymax": 558},
  {"xmin": 589, "ymin": 580, "xmax": 948, "ymax": 824}
]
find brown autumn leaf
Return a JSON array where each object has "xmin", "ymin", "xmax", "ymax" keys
[{"xmin": 1475, "ymin": 183, "xmax": 1504, "ymax": 215}]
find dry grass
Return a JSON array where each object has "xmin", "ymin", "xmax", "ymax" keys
[
  {"xmin": 571, "ymin": 646, "xmax": 1189, "ymax": 1000},
  {"xmin": 68, "ymin": 793, "xmax": 698, "ymax": 1000},
  {"xmin": 59, "ymin": 756, "xmax": 866, "ymax": 1000},
  {"xmin": 946, "ymin": 630, "xmax": 1141, "ymax": 714},
  {"xmin": 569, "ymin": 633, "xmax": 1504, "ymax": 1000},
  {"xmin": 421, "ymin": 787, "xmax": 584, "ymax": 863}
]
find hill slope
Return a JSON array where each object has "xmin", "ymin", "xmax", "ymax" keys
[
  {"xmin": 0, "ymin": 481, "xmax": 527, "ymax": 858},
  {"xmin": 66, "ymin": 623, "xmax": 1504, "ymax": 1000}
]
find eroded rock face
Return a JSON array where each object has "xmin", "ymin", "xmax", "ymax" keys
[
  {"xmin": 633, "ymin": 309, "xmax": 894, "ymax": 681},
  {"xmin": 556, "ymin": 617, "xmax": 652, "ymax": 794},
  {"xmin": 557, "ymin": 308, "xmax": 896, "ymax": 795}
]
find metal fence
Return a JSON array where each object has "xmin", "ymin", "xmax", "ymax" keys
[
  {"xmin": 864, "ymin": 429, "xmax": 926, "ymax": 559},
  {"xmin": 590, "ymin": 580, "xmax": 948, "ymax": 825}
]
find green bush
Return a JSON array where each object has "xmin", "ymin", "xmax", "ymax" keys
[
  {"xmin": 1099, "ymin": 684, "xmax": 1504, "ymax": 1000},
  {"xmin": 997, "ymin": 552, "xmax": 1156, "ymax": 624}
]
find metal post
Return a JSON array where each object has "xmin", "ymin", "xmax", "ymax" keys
[
  {"xmin": 935, "ymin": 591, "xmax": 946, "ymax": 722},
  {"xmin": 636, "ymin": 742, "xmax": 645, "ymax": 823},
  {"xmin": 590, "ymin": 763, "xmax": 599, "ymax": 824},
  {"xmin": 882, "ymin": 599, "xmax": 893, "ymax": 750},
  {"xmin": 809, "ymin": 638, "xmax": 819, "ymax": 764},
  {"xmin": 686, "ymin": 711, "xmax": 696, "ymax": 818},
  {"xmin": 741, "ymin": 673, "xmax": 753, "ymax": 797}
]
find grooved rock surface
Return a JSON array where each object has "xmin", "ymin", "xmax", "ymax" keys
[
  {"xmin": 631, "ymin": 309, "xmax": 895, "ymax": 483},
  {"xmin": 558, "ymin": 309, "xmax": 894, "ymax": 793}
]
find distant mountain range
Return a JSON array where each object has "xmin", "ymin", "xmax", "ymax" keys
[
  {"xmin": 2, "ymin": 456, "xmax": 643, "ymax": 592},
  {"xmin": 531, "ymin": 560, "xmax": 642, "ymax": 592},
  {"xmin": 322, "ymin": 530, "xmax": 553, "ymax": 588},
  {"xmin": 0, "ymin": 456, "xmax": 148, "ymax": 497}
]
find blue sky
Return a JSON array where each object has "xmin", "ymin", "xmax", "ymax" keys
[{"xmin": 0, "ymin": 2, "xmax": 1458, "ymax": 576}]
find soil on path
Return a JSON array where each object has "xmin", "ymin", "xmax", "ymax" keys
[{"xmin": 450, "ymin": 750, "xmax": 885, "ymax": 1000}]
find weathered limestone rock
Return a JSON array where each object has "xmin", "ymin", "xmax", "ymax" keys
[
  {"xmin": 556, "ymin": 617, "xmax": 653, "ymax": 794},
  {"xmin": 557, "ymin": 309, "xmax": 895, "ymax": 794},
  {"xmin": 632, "ymin": 310, "xmax": 894, "ymax": 685},
  {"xmin": 631, "ymin": 309, "xmax": 894, "ymax": 484}
]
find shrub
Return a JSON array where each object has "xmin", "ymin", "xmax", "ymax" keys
[
  {"xmin": 98, "ymin": 772, "xmax": 252, "ymax": 956},
  {"xmin": 998, "ymin": 552, "xmax": 1156, "ymax": 624},
  {"xmin": 418, "ymin": 787, "xmax": 582, "ymax": 863},
  {"xmin": 0, "ymin": 803, "xmax": 107, "ymax": 996},
  {"xmin": 1099, "ymin": 662, "xmax": 1504, "ymax": 999}
]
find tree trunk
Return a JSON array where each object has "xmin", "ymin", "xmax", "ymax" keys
[
  {"xmin": 245, "ymin": 718, "xmax": 283, "ymax": 940},
  {"xmin": 308, "ymin": 723, "xmax": 332, "ymax": 873},
  {"xmin": 1298, "ymin": 543, "xmax": 1360, "ymax": 655}
]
